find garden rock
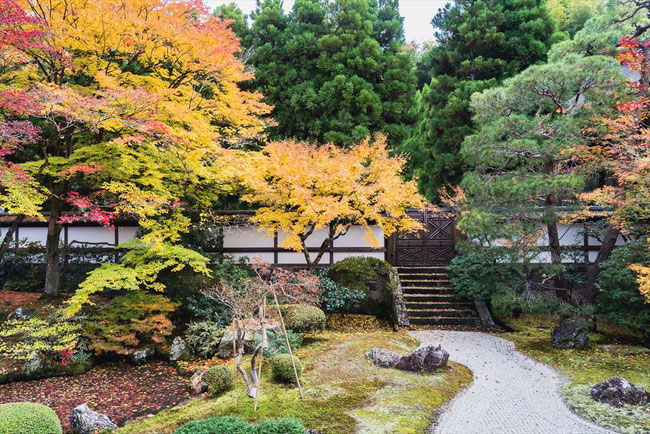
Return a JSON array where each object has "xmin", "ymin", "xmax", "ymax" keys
[
  {"xmin": 598, "ymin": 344, "xmax": 650, "ymax": 357},
  {"xmin": 550, "ymin": 317, "xmax": 589, "ymax": 349},
  {"xmin": 395, "ymin": 344, "xmax": 449, "ymax": 373},
  {"xmin": 8, "ymin": 307, "xmax": 34, "ymax": 321},
  {"xmin": 20, "ymin": 351, "xmax": 44, "ymax": 376},
  {"xmin": 365, "ymin": 348, "xmax": 400, "ymax": 367},
  {"xmin": 190, "ymin": 369, "xmax": 208, "ymax": 395},
  {"xmin": 591, "ymin": 377, "xmax": 650, "ymax": 408},
  {"xmin": 130, "ymin": 347, "xmax": 155, "ymax": 365},
  {"xmin": 70, "ymin": 403, "xmax": 117, "ymax": 433},
  {"xmin": 170, "ymin": 337, "xmax": 190, "ymax": 361}
]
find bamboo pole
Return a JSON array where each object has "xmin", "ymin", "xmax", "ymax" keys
[
  {"xmin": 254, "ymin": 298, "xmax": 266, "ymax": 411},
  {"xmin": 232, "ymin": 320, "xmax": 238, "ymax": 405},
  {"xmin": 271, "ymin": 289, "xmax": 303, "ymax": 399}
]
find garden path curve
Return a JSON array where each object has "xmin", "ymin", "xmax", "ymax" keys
[{"xmin": 411, "ymin": 330, "xmax": 614, "ymax": 434}]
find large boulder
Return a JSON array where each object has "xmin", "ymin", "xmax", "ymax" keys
[
  {"xmin": 129, "ymin": 347, "xmax": 155, "ymax": 365},
  {"xmin": 591, "ymin": 377, "xmax": 650, "ymax": 408},
  {"xmin": 8, "ymin": 308, "xmax": 34, "ymax": 321},
  {"xmin": 70, "ymin": 403, "xmax": 117, "ymax": 433},
  {"xmin": 170, "ymin": 337, "xmax": 190, "ymax": 362},
  {"xmin": 395, "ymin": 344, "xmax": 449, "ymax": 373},
  {"xmin": 365, "ymin": 348, "xmax": 400, "ymax": 368},
  {"xmin": 20, "ymin": 352, "xmax": 44, "ymax": 377},
  {"xmin": 550, "ymin": 317, "xmax": 589, "ymax": 349}
]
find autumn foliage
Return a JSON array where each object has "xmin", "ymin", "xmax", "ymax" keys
[{"xmin": 241, "ymin": 135, "xmax": 424, "ymax": 265}]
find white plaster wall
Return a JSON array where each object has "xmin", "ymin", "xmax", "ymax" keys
[
  {"xmin": 228, "ymin": 252, "xmax": 275, "ymax": 263},
  {"xmin": 117, "ymin": 226, "xmax": 139, "ymax": 245},
  {"xmin": 278, "ymin": 227, "xmax": 330, "ymax": 249},
  {"xmin": 67, "ymin": 226, "xmax": 115, "ymax": 246},
  {"xmin": 336, "ymin": 226, "xmax": 384, "ymax": 248},
  {"xmin": 17, "ymin": 227, "xmax": 48, "ymax": 245},
  {"xmin": 223, "ymin": 226, "xmax": 274, "ymax": 248}
]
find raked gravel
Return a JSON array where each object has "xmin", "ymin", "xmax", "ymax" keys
[{"xmin": 411, "ymin": 330, "xmax": 615, "ymax": 434}]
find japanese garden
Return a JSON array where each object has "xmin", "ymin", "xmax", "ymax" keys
[{"xmin": 0, "ymin": 0, "xmax": 648, "ymax": 433}]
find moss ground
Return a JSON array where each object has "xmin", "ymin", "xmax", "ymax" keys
[
  {"xmin": 500, "ymin": 315, "xmax": 650, "ymax": 433},
  {"xmin": 118, "ymin": 329, "xmax": 472, "ymax": 434}
]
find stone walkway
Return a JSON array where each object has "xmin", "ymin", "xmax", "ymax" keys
[{"xmin": 411, "ymin": 330, "xmax": 614, "ymax": 434}]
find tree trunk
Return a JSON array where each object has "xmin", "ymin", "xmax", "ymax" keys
[
  {"xmin": 583, "ymin": 225, "xmax": 620, "ymax": 303},
  {"xmin": 43, "ymin": 197, "xmax": 64, "ymax": 297},
  {"xmin": 0, "ymin": 214, "xmax": 24, "ymax": 260}
]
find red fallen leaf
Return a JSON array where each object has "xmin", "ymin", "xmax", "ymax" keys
[{"xmin": 0, "ymin": 361, "xmax": 189, "ymax": 433}]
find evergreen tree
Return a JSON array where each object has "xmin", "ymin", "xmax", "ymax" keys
[
  {"xmin": 241, "ymin": 0, "xmax": 416, "ymax": 147},
  {"xmin": 403, "ymin": 0, "xmax": 556, "ymax": 201}
]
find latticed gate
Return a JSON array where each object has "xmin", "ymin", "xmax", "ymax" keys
[{"xmin": 387, "ymin": 209, "xmax": 456, "ymax": 266}]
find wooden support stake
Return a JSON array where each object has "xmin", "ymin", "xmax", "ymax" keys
[
  {"xmin": 271, "ymin": 290, "xmax": 303, "ymax": 399},
  {"xmin": 232, "ymin": 321, "xmax": 238, "ymax": 404},
  {"xmin": 254, "ymin": 298, "xmax": 266, "ymax": 411}
]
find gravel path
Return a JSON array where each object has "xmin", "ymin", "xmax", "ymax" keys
[{"xmin": 411, "ymin": 330, "xmax": 614, "ymax": 434}]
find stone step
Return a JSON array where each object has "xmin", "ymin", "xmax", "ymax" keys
[
  {"xmin": 402, "ymin": 287, "xmax": 456, "ymax": 295},
  {"xmin": 399, "ymin": 273, "xmax": 448, "ymax": 280},
  {"xmin": 397, "ymin": 266, "xmax": 449, "ymax": 274},
  {"xmin": 409, "ymin": 316, "xmax": 481, "ymax": 326},
  {"xmin": 403, "ymin": 294, "xmax": 456, "ymax": 302},
  {"xmin": 406, "ymin": 308, "xmax": 477, "ymax": 318},
  {"xmin": 401, "ymin": 279, "xmax": 451, "ymax": 286},
  {"xmin": 404, "ymin": 301, "xmax": 475, "ymax": 310}
]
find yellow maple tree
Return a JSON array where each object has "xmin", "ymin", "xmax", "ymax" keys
[{"xmin": 241, "ymin": 134, "xmax": 424, "ymax": 266}]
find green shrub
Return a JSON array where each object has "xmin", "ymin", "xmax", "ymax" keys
[
  {"xmin": 318, "ymin": 274, "xmax": 365, "ymax": 314},
  {"xmin": 272, "ymin": 354, "xmax": 303, "ymax": 383},
  {"xmin": 328, "ymin": 256, "xmax": 393, "ymax": 293},
  {"xmin": 597, "ymin": 240, "xmax": 650, "ymax": 341},
  {"xmin": 174, "ymin": 416, "xmax": 305, "ymax": 434},
  {"xmin": 447, "ymin": 244, "xmax": 525, "ymax": 302},
  {"xmin": 262, "ymin": 329, "xmax": 303, "ymax": 358},
  {"xmin": 184, "ymin": 321, "xmax": 225, "ymax": 357},
  {"xmin": 0, "ymin": 402, "xmax": 62, "ymax": 434},
  {"xmin": 279, "ymin": 304, "xmax": 326, "ymax": 333},
  {"xmin": 202, "ymin": 365, "xmax": 234, "ymax": 397}
]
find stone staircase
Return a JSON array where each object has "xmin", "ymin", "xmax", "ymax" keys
[{"xmin": 398, "ymin": 265, "xmax": 480, "ymax": 326}]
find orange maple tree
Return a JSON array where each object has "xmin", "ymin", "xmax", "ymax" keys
[{"xmin": 240, "ymin": 135, "xmax": 424, "ymax": 266}]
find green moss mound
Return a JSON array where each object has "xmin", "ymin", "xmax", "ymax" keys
[
  {"xmin": 174, "ymin": 416, "xmax": 304, "ymax": 434},
  {"xmin": 0, "ymin": 402, "xmax": 62, "ymax": 434},
  {"xmin": 272, "ymin": 354, "xmax": 303, "ymax": 383},
  {"xmin": 329, "ymin": 256, "xmax": 393, "ymax": 293},
  {"xmin": 279, "ymin": 305, "xmax": 325, "ymax": 333},
  {"xmin": 202, "ymin": 365, "xmax": 233, "ymax": 397}
]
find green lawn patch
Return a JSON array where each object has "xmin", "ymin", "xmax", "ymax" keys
[
  {"xmin": 501, "ymin": 315, "xmax": 650, "ymax": 433},
  {"xmin": 118, "ymin": 330, "xmax": 472, "ymax": 434}
]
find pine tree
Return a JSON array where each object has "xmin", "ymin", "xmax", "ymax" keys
[{"xmin": 403, "ymin": 0, "xmax": 555, "ymax": 201}]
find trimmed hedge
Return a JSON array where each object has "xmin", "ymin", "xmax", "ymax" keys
[
  {"xmin": 328, "ymin": 256, "xmax": 393, "ymax": 293},
  {"xmin": 174, "ymin": 416, "xmax": 305, "ymax": 434},
  {"xmin": 202, "ymin": 365, "xmax": 233, "ymax": 397},
  {"xmin": 279, "ymin": 304, "xmax": 326, "ymax": 333},
  {"xmin": 272, "ymin": 354, "xmax": 303, "ymax": 383},
  {"xmin": 0, "ymin": 402, "xmax": 62, "ymax": 434}
]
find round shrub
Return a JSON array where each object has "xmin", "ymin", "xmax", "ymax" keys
[
  {"xmin": 202, "ymin": 365, "xmax": 234, "ymax": 397},
  {"xmin": 174, "ymin": 416, "xmax": 249, "ymax": 434},
  {"xmin": 272, "ymin": 354, "xmax": 303, "ymax": 383},
  {"xmin": 279, "ymin": 304, "xmax": 325, "ymax": 333},
  {"xmin": 0, "ymin": 402, "xmax": 62, "ymax": 434},
  {"xmin": 328, "ymin": 256, "xmax": 393, "ymax": 293},
  {"xmin": 253, "ymin": 418, "xmax": 305, "ymax": 433},
  {"xmin": 174, "ymin": 416, "xmax": 305, "ymax": 434}
]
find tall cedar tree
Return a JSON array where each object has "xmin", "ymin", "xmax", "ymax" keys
[
  {"xmin": 403, "ymin": 0, "xmax": 556, "ymax": 201},
  {"xmin": 218, "ymin": 0, "xmax": 416, "ymax": 148}
]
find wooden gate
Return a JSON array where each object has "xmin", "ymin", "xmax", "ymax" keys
[{"xmin": 387, "ymin": 209, "xmax": 456, "ymax": 266}]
